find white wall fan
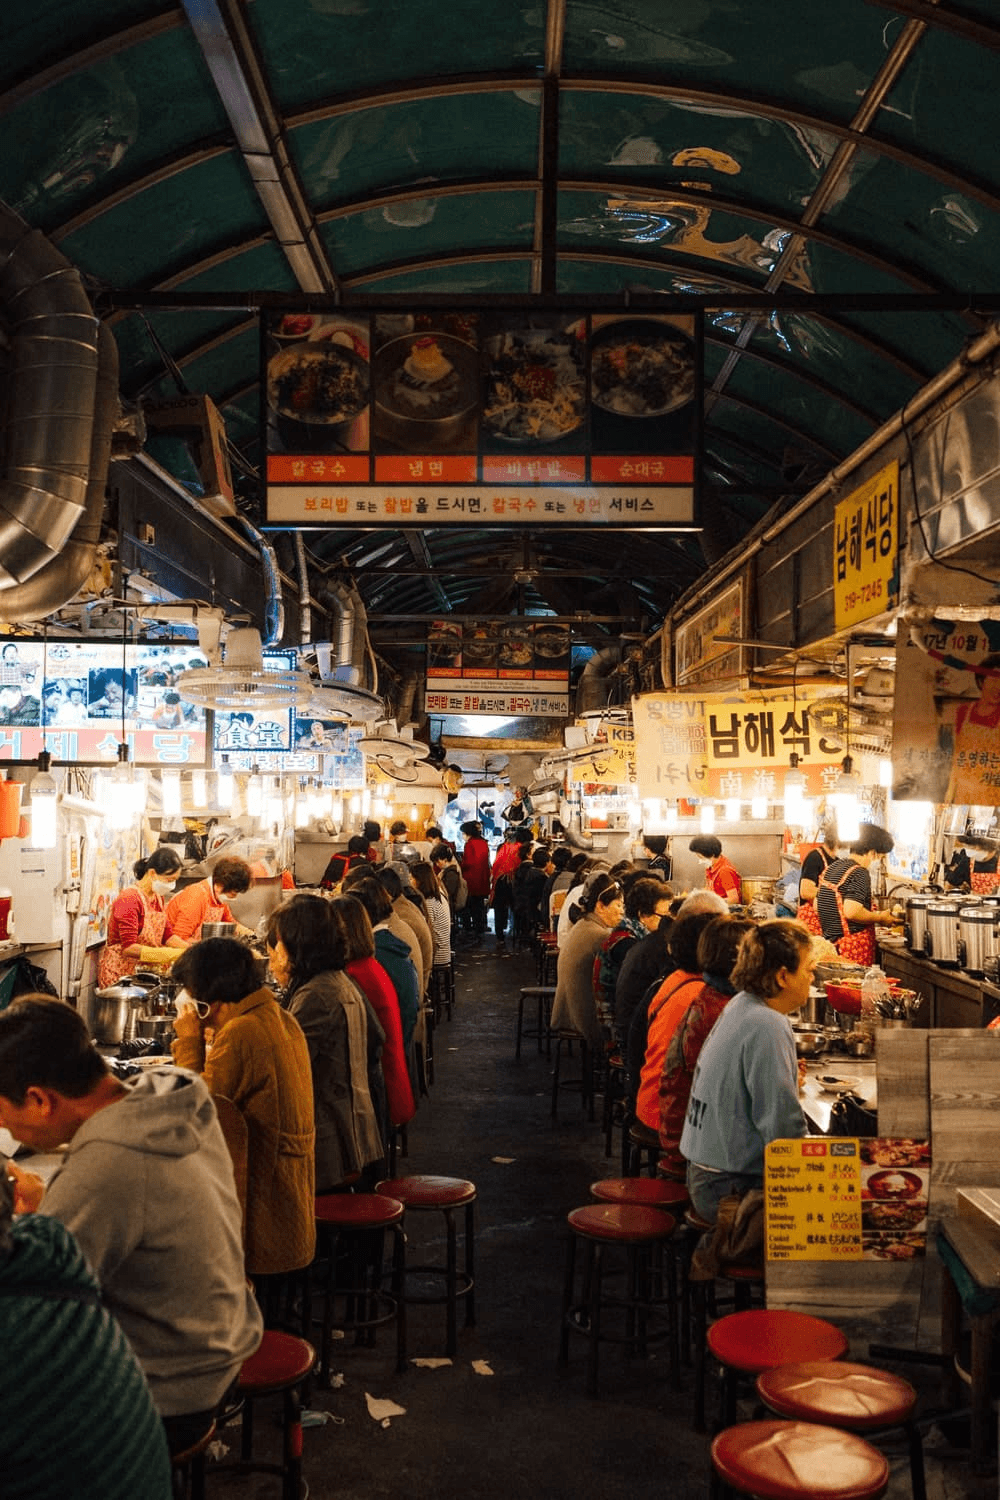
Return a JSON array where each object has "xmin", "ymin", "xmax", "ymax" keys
[
  {"xmin": 174, "ymin": 626, "xmax": 314, "ymax": 711},
  {"xmin": 356, "ymin": 721, "xmax": 430, "ymax": 783}
]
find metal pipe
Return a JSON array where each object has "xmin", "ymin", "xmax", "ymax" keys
[{"xmin": 293, "ymin": 529, "xmax": 312, "ymax": 646}]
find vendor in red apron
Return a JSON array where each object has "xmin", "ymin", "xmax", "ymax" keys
[
  {"xmin": 795, "ymin": 823, "xmax": 839, "ymax": 936},
  {"xmin": 815, "ymin": 822, "xmax": 898, "ymax": 967},
  {"xmin": 98, "ymin": 847, "xmax": 184, "ymax": 986},
  {"xmin": 688, "ymin": 835, "xmax": 742, "ymax": 907},
  {"xmin": 164, "ymin": 856, "xmax": 255, "ymax": 949}
]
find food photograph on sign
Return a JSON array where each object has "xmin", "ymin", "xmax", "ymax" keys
[
  {"xmin": 859, "ymin": 1138, "xmax": 930, "ymax": 1260},
  {"xmin": 266, "ymin": 313, "xmax": 371, "ymax": 454},
  {"xmin": 373, "ymin": 312, "xmax": 480, "ymax": 454},
  {"xmin": 480, "ymin": 314, "xmax": 586, "ymax": 452},
  {"xmin": 589, "ymin": 313, "xmax": 698, "ymax": 456}
]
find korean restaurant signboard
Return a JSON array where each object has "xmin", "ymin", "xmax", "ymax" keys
[
  {"xmin": 674, "ymin": 577, "xmax": 746, "ymax": 686},
  {"xmin": 893, "ymin": 617, "xmax": 1000, "ymax": 805},
  {"xmin": 262, "ymin": 308, "xmax": 700, "ymax": 529},
  {"xmin": 833, "ymin": 460, "xmax": 899, "ymax": 631},
  {"xmin": 568, "ymin": 721, "xmax": 636, "ymax": 785},
  {"xmin": 632, "ymin": 686, "xmax": 845, "ymax": 801},
  {"xmin": 426, "ymin": 620, "xmax": 570, "ymax": 717},
  {"xmin": 766, "ymin": 1137, "xmax": 930, "ymax": 1264}
]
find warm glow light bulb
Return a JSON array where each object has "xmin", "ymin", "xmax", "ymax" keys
[
  {"xmin": 161, "ymin": 769, "xmax": 181, "ymax": 820},
  {"xmin": 664, "ymin": 802, "xmax": 679, "ymax": 831},
  {"xmin": 246, "ymin": 772, "xmax": 264, "ymax": 819},
  {"xmin": 751, "ymin": 794, "xmax": 768, "ymax": 820},
  {"xmin": 724, "ymin": 798, "xmax": 741, "ymax": 823},
  {"xmin": 191, "ymin": 769, "xmax": 207, "ymax": 807},
  {"xmin": 700, "ymin": 802, "xmax": 716, "ymax": 834},
  {"xmin": 30, "ymin": 755, "xmax": 57, "ymax": 849},
  {"xmin": 216, "ymin": 759, "xmax": 234, "ymax": 812}
]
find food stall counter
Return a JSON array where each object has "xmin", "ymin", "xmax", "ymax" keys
[{"xmin": 801, "ymin": 1058, "xmax": 877, "ymax": 1135}]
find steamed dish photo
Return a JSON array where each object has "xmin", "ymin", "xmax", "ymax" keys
[
  {"xmin": 384, "ymin": 337, "xmax": 469, "ymax": 420},
  {"xmin": 268, "ymin": 342, "xmax": 368, "ymax": 424},
  {"xmin": 591, "ymin": 322, "xmax": 695, "ymax": 416},
  {"xmin": 483, "ymin": 327, "xmax": 586, "ymax": 443}
]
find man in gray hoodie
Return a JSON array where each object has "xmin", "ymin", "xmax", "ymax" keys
[{"xmin": 0, "ymin": 997, "xmax": 262, "ymax": 1453}]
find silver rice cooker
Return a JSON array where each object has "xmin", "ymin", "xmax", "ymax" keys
[
  {"xmin": 923, "ymin": 899, "xmax": 962, "ymax": 967},
  {"xmin": 959, "ymin": 903, "xmax": 1000, "ymax": 978},
  {"xmin": 904, "ymin": 894, "xmax": 937, "ymax": 956}
]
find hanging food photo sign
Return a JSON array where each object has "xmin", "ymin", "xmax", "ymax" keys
[
  {"xmin": 263, "ymin": 307, "xmax": 701, "ymax": 529},
  {"xmin": 426, "ymin": 621, "xmax": 570, "ymax": 717},
  {"xmin": 632, "ymin": 687, "xmax": 845, "ymax": 802}
]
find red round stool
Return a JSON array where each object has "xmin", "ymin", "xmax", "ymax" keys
[
  {"xmin": 707, "ymin": 1308, "xmax": 848, "ymax": 1429},
  {"xmin": 711, "ymin": 1419, "xmax": 889, "ymax": 1499},
  {"xmin": 224, "ymin": 1330, "xmax": 316, "ymax": 1500},
  {"xmin": 375, "ymin": 1175, "xmax": 476, "ymax": 1357},
  {"xmin": 313, "ymin": 1192, "xmax": 407, "ymax": 1383},
  {"xmin": 559, "ymin": 1202, "xmax": 678, "ymax": 1396},
  {"xmin": 590, "ymin": 1176, "xmax": 689, "ymax": 1211},
  {"xmin": 756, "ymin": 1361, "xmax": 924, "ymax": 1500}
]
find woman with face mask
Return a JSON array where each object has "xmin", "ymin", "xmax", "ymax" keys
[{"xmin": 98, "ymin": 847, "xmax": 183, "ymax": 986}]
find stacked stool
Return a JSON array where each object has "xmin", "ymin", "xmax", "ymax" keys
[
  {"xmin": 756, "ymin": 1360, "xmax": 926, "ymax": 1500},
  {"xmin": 313, "ymin": 1191, "xmax": 407, "ymax": 1382},
  {"xmin": 376, "ymin": 1175, "xmax": 476, "ymax": 1357},
  {"xmin": 559, "ymin": 1201, "xmax": 678, "ymax": 1396},
  {"xmin": 711, "ymin": 1419, "xmax": 889, "ymax": 1500}
]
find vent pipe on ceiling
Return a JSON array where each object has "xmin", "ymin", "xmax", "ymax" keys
[
  {"xmin": 0, "ymin": 206, "xmax": 104, "ymax": 603},
  {"xmin": 317, "ymin": 579, "xmax": 369, "ymax": 685},
  {"xmin": 575, "ymin": 644, "xmax": 623, "ymax": 718},
  {"xmin": 0, "ymin": 319, "xmax": 118, "ymax": 622}
]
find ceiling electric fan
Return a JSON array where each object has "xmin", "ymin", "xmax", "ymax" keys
[
  {"xmin": 174, "ymin": 626, "xmax": 314, "ymax": 711},
  {"xmin": 356, "ymin": 720, "xmax": 431, "ymax": 783}
]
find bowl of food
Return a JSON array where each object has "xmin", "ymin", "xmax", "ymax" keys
[
  {"xmin": 373, "ymin": 332, "xmax": 479, "ymax": 448},
  {"xmin": 427, "ymin": 624, "xmax": 462, "ymax": 671},
  {"xmin": 499, "ymin": 628, "xmax": 534, "ymax": 671},
  {"xmin": 268, "ymin": 340, "xmax": 370, "ymax": 450},
  {"xmin": 590, "ymin": 318, "xmax": 696, "ymax": 417},
  {"xmin": 866, "ymin": 1169, "xmax": 924, "ymax": 1200},
  {"xmin": 532, "ymin": 626, "xmax": 570, "ymax": 662},
  {"xmin": 481, "ymin": 325, "xmax": 586, "ymax": 445},
  {"xmin": 793, "ymin": 1026, "xmax": 827, "ymax": 1058},
  {"xmin": 815, "ymin": 1074, "xmax": 860, "ymax": 1096}
]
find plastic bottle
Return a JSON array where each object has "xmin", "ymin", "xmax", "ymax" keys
[{"xmin": 860, "ymin": 964, "xmax": 891, "ymax": 1016}]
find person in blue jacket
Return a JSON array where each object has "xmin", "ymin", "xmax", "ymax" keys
[{"xmin": 680, "ymin": 919, "xmax": 813, "ymax": 1223}]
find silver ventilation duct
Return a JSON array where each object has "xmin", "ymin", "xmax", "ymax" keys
[
  {"xmin": 575, "ymin": 644, "xmax": 623, "ymax": 717},
  {"xmin": 0, "ymin": 205, "xmax": 105, "ymax": 605},
  {"xmin": 317, "ymin": 579, "xmax": 369, "ymax": 684}
]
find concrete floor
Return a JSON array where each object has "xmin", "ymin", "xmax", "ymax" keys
[{"xmin": 206, "ymin": 935, "xmax": 994, "ymax": 1500}]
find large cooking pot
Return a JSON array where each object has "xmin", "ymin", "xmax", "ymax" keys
[
  {"xmin": 924, "ymin": 900, "xmax": 962, "ymax": 966},
  {"xmin": 741, "ymin": 877, "xmax": 778, "ymax": 905},
  {"xmin": 905, "ymin": 894, "xmax": 937, "ymax": 955},
  {"xmin": 959, "ymin": 904, "xmax": 999, "ymax": 976},
  {"xmin": 202, "ymin": 921, "xmax": 236, "ymax": 939},
  {"xmin": 93, "ymin": 981, "xmax": 148, "ymax": 1046}
]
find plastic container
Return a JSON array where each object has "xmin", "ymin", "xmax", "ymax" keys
[{"xmin": 861, "ymin": 965, "xmax": 892, "ymax": 1016}]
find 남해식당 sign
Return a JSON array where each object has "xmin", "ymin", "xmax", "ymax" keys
[{"xmin": 833, "ymin": 460, "xmax": 899, "ymax": 630}]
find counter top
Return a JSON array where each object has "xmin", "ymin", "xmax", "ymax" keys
[{"xmin": 801, "ymin": 1058, "xmax": 877, "ymax": 1135}]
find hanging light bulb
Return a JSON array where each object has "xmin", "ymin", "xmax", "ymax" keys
[
  {"xmin": 329, "ymin": 793, "xmax": 343, "ymax": 824},
  {"xmin": 295, "ymin": 781, "xmax": 311, "ymax": 827},
  {"xmin": 896, "ymin": 800, "xmax": 933, "ymax": 844},
  {"xmin": 349, "ymin": 792, "xmax": 361, "ymax": 816},
  {"xmin": 878, "ymin": 758, "xmax": 893, "ymax": 789},
  {"xmin": 783, "ymin": 753, "xmax": 807, "ymax": 819},
  {"xmin": 724, "ymin": 798, "xmax": 741, "ymax": 823},
  {"xmin": 833, "ymin": 755, "xmax": 862, "ymax": 843},
  {"xmin": 664, "ymin": 801, "xmax": 679, "ymax": 831},
  {"xmin": 265, "ymin": 777, "xmax": 284, "ymax": 828},
  {"xmin": 109, "ymin": 743, "xmax": 134, "ymax": 831},
  {"xmin": 191, "ymin": 769, "xmax": 207, "ymax": 808},
  {"xmin": 410, "ymin": 803, "xmax": 419, "ymax": 822},
  {"xmin": 699, "ymin": 802, "xmax": 716, "ymax": 834},
  {"xmin": 246, "ymin": 767, "xmax": 264, "ymax": 819},
  {"xmin": 30, "ymin": 752, "xmax": 58, "ymax": 849},
  {"xmin": 362, "ymin": 787, "xmax": 371, "ymax": 815},
  {"xmin": 161, "ymin": 769, "xmax": 181, "ymax": 821},
  {"xmin": 216, "ymin": 757, "xmax": 234, "ymax": 812},
  {"xmin": 751, "ymin": 794, "xmax": 768, "ymax": 820}
]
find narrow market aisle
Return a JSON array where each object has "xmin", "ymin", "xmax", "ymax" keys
[{"xmin": 207, "ymin": 937, "xmax": 986, "ymax": 1500}]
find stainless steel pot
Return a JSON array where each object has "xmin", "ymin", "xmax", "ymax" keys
[
  {"xmin": 93, "ymin": 981, "xmax": 148, "ymax": 1045},
  {"xmin": 202, "ymin": 921, "xmax": 236, "ymax": 939},
  {"xmin": 905, "ymin": 894, "xmax": 937, "ymax": 955},
  {"xmin": 792, "ymin": 1026, "xmax": 827, "ymax": 1058},
  {"xmin": 924, "ymin": 900, "xmax": 962, "ymax": 966},
  {"xmin": 959, "ymin": 904, "xmax": 999, "ymax": 976},
  {"xmin": 741, "ymin": 877, "xmax": 778, "ymax": 905}
]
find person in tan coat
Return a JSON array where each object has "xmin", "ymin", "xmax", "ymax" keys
[{"xmin": 171, "ymin": 938, "xmax": 316, "ymax": 1281}]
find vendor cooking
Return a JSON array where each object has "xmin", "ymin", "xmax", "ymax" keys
[
  {"xmin": 164, "ymin": 856, "xmax": 255, "ymax": 949},
  {"xmin": 98, "ymin": 847, "xmax": 184, "ymax": 986},
  {"xmin": 815, "ymin": 821, "xmax": 899, "ymax": 968}
]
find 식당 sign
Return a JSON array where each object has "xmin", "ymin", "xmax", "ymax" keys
[{"xmin": 833, "ymin": 460, "xmax": 899, "ymax": 630}]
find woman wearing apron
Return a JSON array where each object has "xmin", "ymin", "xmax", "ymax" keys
[
  {"xmin": 164, "ymin": 856, "xmax": 255, "ymax": 949},
  {"xmin": 795, "ymin": 824, "xmax": 839, "ymax": 936},
  {"xmin": 815, "ymin": 822, "xmax": 897, "ymax": 967},
  {"xmin": 98, "ymin": 848, "xmax": 183, "ymax": 986}
]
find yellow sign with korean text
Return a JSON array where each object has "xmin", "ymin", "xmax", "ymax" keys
[
  {"xmin": 765, "ymin": 1139, "xmax": 863, "ymax": 1262},
  {"xmin": 833, "ymin": 460, "xmax": 899, "ymax": 630},
  {"xmin": 631, "ymin": 687, "xmax": 845, "ymax": 802},
  {"xmin": 568, "ymin": 722, "xmax": 635, "ymax": 786}
]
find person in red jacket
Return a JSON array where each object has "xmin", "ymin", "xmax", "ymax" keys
[
  {"xmin": 488, "ymin": 829, "xmax": 523, "ymax": 948},
  {"xmin": 459, "ymin": 821, "xmax": 491, "ymax": 936}
]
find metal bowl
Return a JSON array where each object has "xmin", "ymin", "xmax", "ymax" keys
[
  {"xmin": 373, "ymin": 333, "xmax": 479, "ymax": 448},
  {"xmin": 793, "ymin": 1026, "xmax": 827, "ymax": 1058}
]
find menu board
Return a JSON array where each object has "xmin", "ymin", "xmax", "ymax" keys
[
  {"xmin": 0, "ymin": 640, "xmax": 208, "ymax": 766},
  {"xmin": 263, "ymin": 307, "xmax": 700, "ymax": 528},
  {"xmin": 766, "ymin": 1137, "xmax": 930, "ymax": 1263},
  {"xmin": 425, "ymin": 619, "xmax": 570, "ymax": 717}
]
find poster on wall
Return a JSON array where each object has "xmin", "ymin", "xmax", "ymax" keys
[
  {"xmin": 263, "ymin": 306, "xmax": 701, "ymax": 529},
  {"xmin": 674, "ymin": 577, "xmax": 746, "ymax": 686},
  {"xmin": 632, "ymin": 687, "xmax": 845, "ymax": 802},
  {"xmin": 893, "ymin": 618, "xmax": 1000, "ymax": 805}
]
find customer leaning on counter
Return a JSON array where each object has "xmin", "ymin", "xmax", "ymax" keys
[
  {"xmin": 164, "ymin": 856, "xmax": 255, "ymax": 948},
  {"xmin": 815, "ymin": 822, "xmax": 897, "ymax": 968}
]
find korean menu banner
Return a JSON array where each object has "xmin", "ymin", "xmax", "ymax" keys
[
  {"xmin": 766, "ymin": 1137, "xmax": 930, "ymax": 1263},
  {"xmin": 0, "ymin": 640, "xmax": 208, "ymax": 766},
  {"xmin": 631, "ymin": 686, "xmax": 846, "ymax": 801},
  {"xmin": 426, "ymin": 620, "xmax": 570, "ymax": 717},
  {"xmin": 892, "ymin": 617, "xmax": 1000, "ymax": 806},
  {"xmin": 262, "ymin": 308, "xmax": 700, "ymax": 527}
]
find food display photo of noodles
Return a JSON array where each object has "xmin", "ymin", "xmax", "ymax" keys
[
  {"xmin": 589, "ymin": 314, "xmax": 698, "ymax": 456},
  {"xmin": 481, "ymin": 320, "xmax": 586, "ymax": 447}
]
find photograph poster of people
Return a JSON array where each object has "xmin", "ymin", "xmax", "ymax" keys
[{"xmin": 893, "ymin": 618, "xmax": 1000, "ymax": 806}]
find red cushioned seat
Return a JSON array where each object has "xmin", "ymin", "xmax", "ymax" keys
[
  {"xmin": 590, "ymin": 1176, "xmax": 689, "ymax": 1210},
  {"xmin": 567, "ymin": 1203, "xmax": 676, "ymax": 1243},
  {"xmin": 757, "ymin": 1361, "xmax": 917, "ymax": 1429},
  {"xmin": 711, "ymin": 1419, "xmax": 889, "ymax": 1499},
  {"xmin": 315, "ymin": 1192, "xmax": 404, "ymax": 1228},
  {"xmin": 708, "ymin": 1309, "xmax": 848, "ymax": 1376},
  {"xmin": 238, "ymin": 1330, "xmax": 316, "ymax": 1392},
  {"xmin": 376, "ymin": 1174, "xmax": 476, "ymax": 1208}
]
